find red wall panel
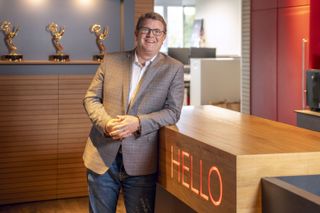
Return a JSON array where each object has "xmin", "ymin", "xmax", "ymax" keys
[
  {"xmin": 309, "ymin": 0, "xmax": 320, "ymax": 68},
  {"xmin": 277, "ymin": 6, "xmax": 310, "ymax": 125},
  {"xmin": 252, "ymin": 0, "xmax": 277, "ymax": 10},
  {"xmin": 251, "ymin": 10, "xmax": 278, "ymax": 120},
  {"xmin": 278, "ymin": 0, "xmax": 310, "ymax": 8}
]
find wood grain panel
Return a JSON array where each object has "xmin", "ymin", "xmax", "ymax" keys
[
  {"xmin": 0, "ymin": 75, "xmax": 58, "ymax": 205},
  {"xmin": 57, "ymin": 74, "xmax": 93, "ymax": 198},
  {"xmin": 0, "ymin": 143, "xmax": 57, "ymax": 154},
  {"xmin": 0, "ymin": 90, "xmax": 58, "ymax": 96},
  {"xmin": 0, "ymin": 99, "xmax": 58, "ymax": 106},
  {"xmin": 58, "ymin": 132, "xmax": 90, "ymax": 140},
  {"xmin": 0, "ymin": 153, "xmax": 57, "ymax": 163},
  {"xmin": 0, "ymin": 114, "xmax": 57, "ymax": 122},
  {"xmin": 0, "ymin": 84, "xmax": 57, "ymax": 90},
  {"xmin": 58, "ymin": 171, "xmax": 87, "ymax": 179},
  {"xmin": 0, "ymin": 128, "xmax": 57, "ymax": 137},
  {"xmin": 0, "ymin": 71, "xmax": 94, "ymax": 204},
  {"xmin": 135, "ymin": 0, "xmax": 154, "ymax": 26},
  {"xmin": 57, "ymin": 189, "xmax": 87, "ymax": 199},
  {"xmin": 57, "ymin": 137, "xmax": 88, "ymax": 144},
  {"xmin": 158, "ymin": 106, "xmax": 320, "ymax": 213},
  {"xmin": 0, "ymin": 190, "xmax": 57, "ymax": 205},
  {"xmin": 59, "ymin": 98, "xmax": 84, "ymax": 105},
  {"xmin": 59, "ymin": 113, "xmax": 88, "ymax": 120},
  {"xmin": 0, "ymin": 174, "xmax": 56, "ymax": 185},
  {"xmin": 0, "ymin": 170, "xmax": 57, "ymax": 180},
  {"xmin": 0, "ymin": 109, "xmax": 58, "ymax": 117},
  {"xmin": 0, "ymin": 159, "xmax": 57, "ymax": 169},
  {"xmin": 0, "ymin": 134, "xmax": 57, "ymax": 144},
  {"xmin": 1, "ymin": 180, "xmax": 57, "ymax": 192},
  {"xmin": 0, "ymin": 94, "xmax": 58, "ymax": 101}
]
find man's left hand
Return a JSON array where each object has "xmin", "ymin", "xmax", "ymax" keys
[{"xmin": 109, "ymin": 115, "xmax": 140, "ymax": 140}]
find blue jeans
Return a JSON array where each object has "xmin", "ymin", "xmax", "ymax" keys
[{"xmin": 87, "ymin": 152, "xmax": 157, "ymax": 213}]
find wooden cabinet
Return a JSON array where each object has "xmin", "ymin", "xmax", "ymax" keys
[
  {"xmin": 309, "ymin": 0, "xmax": 320, "ymax": 69},
  {"xmin": 0, "ymin": 75, "xmax": 59, "ymax": 204},
  {"xmin": 0, "ymin": 62, "xmax": 97, "ymax": 204},
  {"xmin": 251, "ymin": 4, "xmax": 310, "ymax": 125},
  {"xmin": 278, "ymin": 0, "xmax": 310, "ymax": 7},
  {"xmin": 277, "ymin": 6, "xmax": 310, "ymax": 125},
  {"xmin": 57, "ymin": 75, "xmax": 93, "ymax": 199},
  {"xmin": 252, "ymin": 0, "xmax": 277, "ymax": 10},
  {"xmin": 251, "ymin": 0, "xmax": 310, "ymax": 10},
  {"xmin": 251, "ymin": 9, "xmax": 277, "ymax": 120}
]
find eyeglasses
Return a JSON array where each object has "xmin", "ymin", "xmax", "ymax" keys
[{"xmin": 139, "ymin": 27, "xmax": 165, "ymax": 37}]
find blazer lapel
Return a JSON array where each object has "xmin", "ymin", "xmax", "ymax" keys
[
  {"xmin": 123, "ymin": 51, "xmax": 134, "ymax": 114},
  {"xmin": 128, "ymin": 53, "xmax": 164, "ymax": 110}
]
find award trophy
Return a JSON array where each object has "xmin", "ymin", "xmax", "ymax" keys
[
  {"xmin": 0, "ymin": 21, "xmax": 23, "ymax": 62},
  {"xmin": 46, "ymin": 22, "xmax": 69, "ymax": 62},
  {"xmin": 90, "ymin": 24, "xmax": 109, "ymax": 61}
]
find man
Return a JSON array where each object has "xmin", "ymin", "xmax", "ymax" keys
[{"xmin": 83, "ymin": 12, "xmax": 185, "ymax": 213}]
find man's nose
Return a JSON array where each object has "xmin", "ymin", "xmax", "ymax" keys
[{"xmin": 146, "ymin": 29, "xmax": 153, "ymax": 37}]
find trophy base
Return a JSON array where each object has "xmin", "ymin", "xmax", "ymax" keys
[
  {"xmin": 93, "ymin": 54, "xmax": 104, "ymax": 62},
  {"xmin": 49, "ymin": 54, "xmax": 70, "ymax": 62},
  {"xmin": 1, "ymin": 54, "xmax": 23, "ymax": 62}
]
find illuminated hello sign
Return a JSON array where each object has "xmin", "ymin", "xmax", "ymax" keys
[{"xmin": 170, "ymin": 145, "xmax": 223, "ymax": 206}]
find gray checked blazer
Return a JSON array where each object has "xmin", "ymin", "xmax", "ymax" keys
[{"xmin": 83, "ymin": 49, "xmax": 185, "ymax": 176}]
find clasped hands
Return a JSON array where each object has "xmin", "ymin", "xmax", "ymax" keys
[{"xmin": 105, "ymin": 115, "xmax": 140, "ymax": 140}]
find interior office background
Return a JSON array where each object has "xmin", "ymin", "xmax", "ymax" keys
[
  {"xmin": 0, "ymin": 0, "xmax": 318, "ymax": 211},
  {"xmin": 0, "ymin": 0, "xmax": 134, "ymax": 59},
  {"xmin": 154, "ymin": 0, "xmax": 241, "ymax": 57},
  {"xmin": 0, "ymin": 0, "xmax": 244, "ymax": 104},
  {"xmin": 0, "ymin": 0, "xmax": 242, "ymax": 58}
]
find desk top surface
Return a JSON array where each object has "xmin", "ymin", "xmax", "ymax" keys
[
  {"xmin": 168, "ymin": 106, "xmax": 320, "ymax": 156},
  {"xmin": 295, "ymin": 109, "xmax": 320, "ymax": 117}
]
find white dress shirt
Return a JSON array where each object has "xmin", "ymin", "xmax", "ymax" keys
[{"xmin": 128, "ymin": 52, "xmax": 157, "ymax": 104}]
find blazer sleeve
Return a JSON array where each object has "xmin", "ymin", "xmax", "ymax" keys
[
  {"xmin": 137, "ymin": 64, "xmax": 185, "ymax": 136},
  {"xmin": 83, "ymin": 61, "xmax": 112, "ymax": 136}
]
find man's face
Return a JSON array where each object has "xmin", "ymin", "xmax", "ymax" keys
[{"xmin": 135, "ymin": 19, "xmax": 166, "ymax": 56}]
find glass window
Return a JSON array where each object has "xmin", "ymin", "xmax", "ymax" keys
[
  {"xmin": 154, "ymin": 5, "xmax": 195, "ymax": 52},
  {"xmin": 183, "ymin": 6, "xmax": 196, "ymax": 47},
  {"xmin": 154, "ymin": 6, "xmax": 164, "ymax": 17},
  {"xmin": 167, "ymin": 6, "xmax": 183, "ymax": 48}
]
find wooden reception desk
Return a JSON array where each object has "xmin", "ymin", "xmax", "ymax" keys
[{"xmin": 157, "ymin": 106, "xmax": 320, "ymax": 213}]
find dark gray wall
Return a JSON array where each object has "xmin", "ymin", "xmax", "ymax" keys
[{"xmin": 0, "ymin": 0, "xmax": 134, "ymax": 60}]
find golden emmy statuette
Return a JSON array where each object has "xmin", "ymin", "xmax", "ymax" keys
[
  {"xmin": 0, "ymin": 20, "xmax": 23, "ymax": 62},
  {"xmin": 90, "ymin": 24, "xmax": 109, "ymax": 61},
  {"xmin": 46, "ymin": 22, "xmax": 69, "ymax": 62}
]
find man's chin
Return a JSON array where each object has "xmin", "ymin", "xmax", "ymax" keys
[{"xmin": 142, "ymin": 47, "xmax": 158, "ymax": 54}]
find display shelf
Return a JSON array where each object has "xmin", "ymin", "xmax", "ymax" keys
[{"xmin": 0, "ymin": 60, "xmax": 101, "ymax": 65}]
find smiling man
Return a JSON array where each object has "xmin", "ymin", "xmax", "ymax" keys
[{"xmin": 83, "ymin": 12, "xmax": 185, "ymax": 213}]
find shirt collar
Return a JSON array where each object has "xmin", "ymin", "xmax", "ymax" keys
[{"xmin": 134, "ymin": 51, "xmax": 157, "ymax": 68}]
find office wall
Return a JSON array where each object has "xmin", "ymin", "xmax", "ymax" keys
[
  {"xmin": 0, "ymin": 0, "xmax": 134, "ymax": 60},
  {"xmin": 195, "ymin": 0, "xmax": 241, "ymax": 56}
]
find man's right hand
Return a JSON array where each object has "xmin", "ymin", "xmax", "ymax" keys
[{"xmin": 105, "ymin": 118, "xmax": 121, "ymax": 139}]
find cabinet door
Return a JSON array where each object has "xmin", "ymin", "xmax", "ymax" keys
[
  {"xmin": 251, "ymin": 9, "xmax": 277, "ymax": 120},
  {"xmin": 252, "ymin": 0, "xmax": 277, "ymax": 10},
  {"xmin": 309, "ymin": 0, "xmax": 320, "ymax": 68},
  {"xmin": 57, "ymin": 74, "xmax": 93, "ymax": 199},
  {"xmin": 0, "ymin": 75, "xmax": 58, "ymax": 205},
  {"xmin": 278, "ymin": 0, "xmax": 310, "ymax": 7},
  {"xmin": 277, "ymin": 6, "xmax": 310, "ymax": 125}
]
